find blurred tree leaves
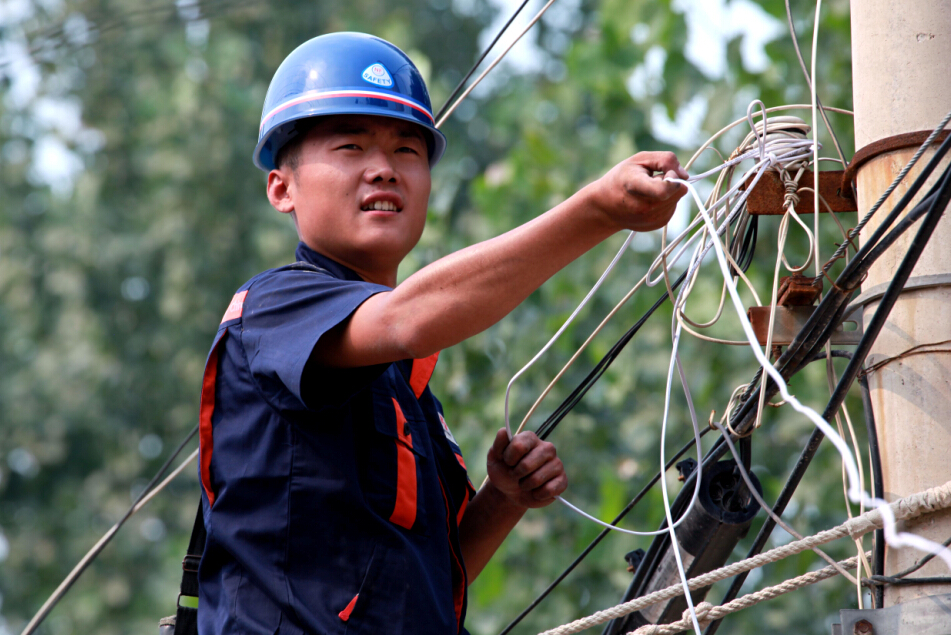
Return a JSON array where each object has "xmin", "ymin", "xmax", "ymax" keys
[{"xmin": 1, "ymin": 0, "xmax": 863, "ymax": 633}]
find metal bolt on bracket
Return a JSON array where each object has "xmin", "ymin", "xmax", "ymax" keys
[{"xmin": 853, "ymin": 619, "xmax": 873, "ymax": 635}]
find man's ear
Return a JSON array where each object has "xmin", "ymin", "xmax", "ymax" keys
[{"xmin": 267, "ymin": 169, "xmax": 295, "ymax": 215}]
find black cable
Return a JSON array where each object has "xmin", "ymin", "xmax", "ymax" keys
[
  {"xmin": 727, "ymin": 152, "xmax": 951, "ymax": 440},
  {"xmin": 863, "ymin": 575, "xmax": 951, "ymax": 587},
  {"xmin": 705, "ymin": 161, "xmax": 951, "ymax": 634},
  {"xmin": 863, "ymin": 538, "xmax": 951, "ymax": 584},
  {"xmin": 507, "ymin": 145, "xmax": 939, "ymax": 632},
  {"xmin": 813, "ymin": 130, "xmax": 951, "ymax": 286},
  {"xmin": 497, "ymin": 210, "xmax": 758, "ymax": 631},
  {"xmin": 697, "ymin": 218, "xmax": 943, "ymax": 622},
  {"xmin": 513, "ymin": 120, "xmax": 950, "ymax": 635},
  {"xmin": 535, "ymin": 214, "xmax": 759, "ymax": 441},
  {"xmin": 733, "ymin": 215, "xmax": 759, "ymax": 276},
  {"xmin": 496, "ymin": 428, "xmax": 711, "ymax": 635},
  {"xmin": 433, "ymin": 0, "xmax": 533, "ymax": 123},
  {"xmin": 743, "ymin": 135, "xmax": 951, "ymax": 395},
  {"xmin": 693, "ymin": 351, "xmax": 849, "ymax": 635},
  {"xmin": 536, "ymin": 269, "xmax": 689, "ymax": 440},
  {"xmin": 857, "ymin": 372, "xmax": 884, "ymax": 608},
  {"xmin": 820, "ymin": 165, "xmax": 951, "ymax": 428},
  {"xmin": 22, "ymin": 425, "xmax": 199, "ymax": 635}
]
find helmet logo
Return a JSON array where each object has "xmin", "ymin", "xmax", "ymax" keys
[{"xmin": 362, "ymin": 63, "xmax": 394, "ymax": 88}]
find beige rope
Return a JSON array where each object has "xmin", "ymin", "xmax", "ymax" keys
[
  {"xmin": 627, "ymin": 552, "xmax": 868, "ymax": 635},
  {"xmin": 538, "ymin": 480, "xmax": 951, "ymax": 635}
]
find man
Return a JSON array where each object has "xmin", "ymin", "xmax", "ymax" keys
[{"xmin": 196, "ymin": 32, "xmax": 687, "ymax": 634}]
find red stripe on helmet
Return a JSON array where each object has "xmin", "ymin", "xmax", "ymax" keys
[{"xmin": 260, "ymin": 89, "xmax": 435, "ymax": 131}]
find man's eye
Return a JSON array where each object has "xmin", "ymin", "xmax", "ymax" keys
[
  {"xmin": 337, "ymin": 143, "xmax": 361, "ymax": 150},
  {"xmin": 397, "ymin": 146, "xmax": 421, "ymax": 155}
]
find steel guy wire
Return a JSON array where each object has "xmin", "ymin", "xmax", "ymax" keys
[{"xmin": 435, "ymin": 0, "xmax": 559, "ymax": 129}]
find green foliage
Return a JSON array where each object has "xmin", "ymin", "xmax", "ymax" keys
[{"xmin": 1, "ymin": 1, "xmax": 864, "ymax": 634}]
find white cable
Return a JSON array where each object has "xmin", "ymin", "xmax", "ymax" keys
[
  {"xmin": 504, "ymin": 232, "xmax": 634, "ymax": 438},
  {"xmin": 810, "ymin": 0, "xmax": 823, "ymax": 278},
  {"xmin": 657, "ymin": 323, "xmax": 702, "ymax": 635},
  {"xmin": 670, "ymin": 175, "xmax": 951, "ymax": 573},
  {"xmin": 528, "ymin": 116, "xmax": 815, "ymax": 539},
  {"xmin": 503, "ymin": 231, "xmax": 705, "ymax": 539},
  {"xmin": 507, "ymin": 105, "xmax": 849, "ymax": 630}
]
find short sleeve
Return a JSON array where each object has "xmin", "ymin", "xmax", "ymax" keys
[{"xmin": 239, "ymin": 269, "xmax": 391, "ymax": 411}]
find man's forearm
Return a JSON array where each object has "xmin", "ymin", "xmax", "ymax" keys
[
  {"xmin": 458, "ymin": 482, "xmax": 528, "ymax": 582},
  {"xmin": 313, "ymin": 152, "xmax": 686, "ymax": 369},
  {"xmin": 385, "ymin": 187, "xmax": 616, "ymax": 357}
]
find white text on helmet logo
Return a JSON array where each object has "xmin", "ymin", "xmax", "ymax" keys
[{"xmin": 362, "ymin": 63, "xmax": 394, "ymax": 88}]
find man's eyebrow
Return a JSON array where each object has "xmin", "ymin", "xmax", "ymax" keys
[
  {"xmin": 327, "ymin": 123, "xmax": 369, "ymax": 135},
  {"xmin": 397, "ymin": 127, "xmax": 426, "ymax": 142}
]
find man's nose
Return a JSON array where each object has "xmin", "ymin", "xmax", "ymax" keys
[{"xmin": 364, "ymin": 148, "xmax": 398, "ymax": 184}]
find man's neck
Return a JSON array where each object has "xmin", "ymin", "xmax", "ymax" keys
[{"xmin": 302, "ymin": 241, "xmax": 398, "ymax": 287}]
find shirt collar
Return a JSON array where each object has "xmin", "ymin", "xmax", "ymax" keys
[{"xmin": 295, "ymin": 242, "xmax": 368, "ymax": 282}]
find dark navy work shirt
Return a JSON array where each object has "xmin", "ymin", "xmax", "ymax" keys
[{"xmin": 197, "ymin": 243, "xmax": 476, "ymax": 635}]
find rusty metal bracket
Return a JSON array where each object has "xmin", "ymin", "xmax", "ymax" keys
[
  {"xmin": 744, "ymin": 169, "xmax": 857, "ymax": 215},
  {"xmin": 841, "ymin": 129, "xmax": 951, "ymax": 199},
  {"xmin": 747, "ymin": 304, "xmax": 863, "ymax": 346},
  {"xmin": 778, "ymin": 272, "xmax": 823, "ymax": 306}
]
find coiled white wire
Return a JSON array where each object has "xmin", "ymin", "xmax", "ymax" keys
[{"xmin": 506, "ymin": 102, "xmax": 951, "ymax": 634}]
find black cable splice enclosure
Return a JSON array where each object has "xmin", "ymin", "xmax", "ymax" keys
[{"xmin": 603, "ymin": 461, "xmax": 762, "ymax": 634}]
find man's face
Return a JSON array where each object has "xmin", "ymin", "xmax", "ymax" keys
[{"xmin": 270, "ymin": 114, "xmax": 432, "ymax": 284}]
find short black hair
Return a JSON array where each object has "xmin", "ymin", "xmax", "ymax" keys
[{"xmin": 274, "ymin": 119, "xmax": 319, "ymax": 173}]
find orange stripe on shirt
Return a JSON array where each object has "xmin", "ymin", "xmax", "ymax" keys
[
  {"xmin": 389, "ymin": 399, "xmax": 418, "ymax": 530},
  {"xmin": 338, "ymin": 594, "xmax": 359, "ymax": 621},
  {"xmin": 199, "ymin": 337, "xmax": 224, "ymax": 507},
  {"xmin": 409, "ymin": 352, "xmax": 439, "ymax": 398},
  {"xmin": 438, "ymin": 480, "xmax": 467, "ymax": 631}
]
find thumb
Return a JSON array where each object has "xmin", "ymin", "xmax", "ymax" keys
[{"xmin": 487, "ymin": 428, "xmax": 510, "ymax": 464}]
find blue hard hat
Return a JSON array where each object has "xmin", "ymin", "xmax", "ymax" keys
[{"xmin": 253, "ymin": 32, "xmax": 447, "ymax": 172}]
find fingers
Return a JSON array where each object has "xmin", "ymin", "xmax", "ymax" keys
[
  {"xmin": 627, "ymin": 169, "xmax": 683, "ymax": 201},
  {"xmin": 619, "ymin": 152, "xmax": 688, "ymax": 202},
  {"xmin": 487, "ymin": 428, "xmax": 511, "ymax": 465},
  {"xmin": 631, "ymin": 151, "xmax": 688, "ymax": 180},
  {"xmin": 521, "ymin": 456, "xmax": 567, "ymax": 500},
  {"xmin": 489, "ymin": 430, "xmax": 567, "ymax": 505},
  {"xmin": 500, "ymin": 430, "xmax": 540, "ymax": 467}
]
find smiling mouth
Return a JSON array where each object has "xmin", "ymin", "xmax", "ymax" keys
[{"xmin": 361, "ymin": 201, "xmax": 401, "ymax": 212}]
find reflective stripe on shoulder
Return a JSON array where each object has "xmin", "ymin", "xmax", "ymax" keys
[{"xmin": 220, "ymin": 290, "xmax": 248, "ymax": 324}]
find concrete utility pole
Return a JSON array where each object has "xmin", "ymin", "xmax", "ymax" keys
[{"xmin": 850, "ymin": 0, "xmax": 951, "ymax": 613}]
